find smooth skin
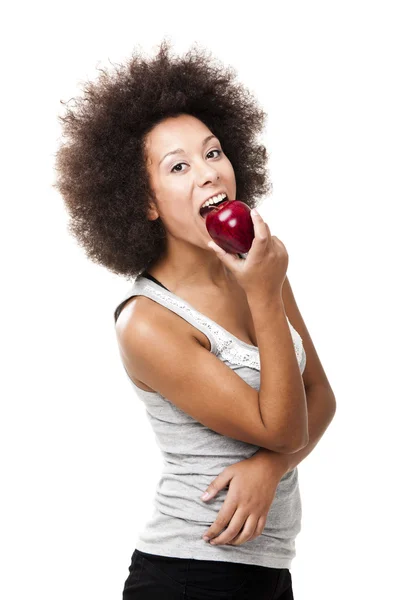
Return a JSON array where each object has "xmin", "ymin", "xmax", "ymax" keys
[
  {"xmin": 144, "ymin": 112, "xmax": 239, "ymax": 293},
  {"xmin": 118, "ymin": 113, "xmax": 336, "ymax": 546}
]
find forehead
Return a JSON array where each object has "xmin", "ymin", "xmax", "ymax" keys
[{"xmin": 145, "ymin": 114, "xmax": 213, "ymax": 157}]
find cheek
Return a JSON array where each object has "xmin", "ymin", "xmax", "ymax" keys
[
  {"xmin": 226, "ymin": 160, "xmax": 236, "ymax": 180},
  {"xmin": 220, "ymin": 157, "xmax": 236, "ymax": 184},
  {"xmin": 164, "ymin": 182, "xmax": 193, "ymax": 214},
  {"xmin": 165, "ymin": 179, "xmax": 190, "ymax": 203},
  {"xmin": 162, "ymin": 202, "xmax": 193, "ymax": 229}
]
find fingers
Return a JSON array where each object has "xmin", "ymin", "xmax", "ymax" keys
[
  {"xmin": 247, "ymin": 209, "xmax": 271, "ymax": 263},
  {"xmin": 251, "ymin": 208, "xmax": 270, "ymax": 242},
  {"xmin": 227, "ymin": 516, "xmax": 260, "ymax": 546},
  {"xmin": 202, "ymin": 504, "xmax": 266, "ymax": 546},
  {"xmin": 206, "ymin": 509, "xmax": 247, "ymax": 546},
  {"xmin": 205, "ymin": 510, "xmax": 261, "ymax": 547},
  {"xmin": 207, "ymin": 241, "xmax": 242, "ymax": 264},
  {"xmin": 202, "ymin": 498, "xmax": 236, "ymax": 542},
  {"xmin": 245, "ymin": 515, "xmax": 267, "ymax": 543}
]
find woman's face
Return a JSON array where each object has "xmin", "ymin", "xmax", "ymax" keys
[{"xmin": 144, "ymin": 114, "xmax": 236, "ymax": 247}]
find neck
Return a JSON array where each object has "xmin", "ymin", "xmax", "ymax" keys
[{"xmin": 146, "ymin": 252, "xmax": 239, "ymax": 297}]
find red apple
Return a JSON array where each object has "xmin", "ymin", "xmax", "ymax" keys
[{"xmin": 203, "ymin": 200, "xmax": 255, "ymax": 254}]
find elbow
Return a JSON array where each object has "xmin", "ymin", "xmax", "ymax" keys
[
  {"xmin": 281, "ymin": 438, "xmax": 309, "ymax": 454},
  {"xmin": 260, "ymin": 419, "xmax": 309, "ymax": 454},
  {"xmin": 277, "ymin": 431, "xmax": 309, "ymax": 454}
]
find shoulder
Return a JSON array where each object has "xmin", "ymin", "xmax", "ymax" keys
[
  {"xmin": 116, "ymin": 295, "xmax": 177, "ymax": 339},
  {"xmin": 115, "ymin": 295, "xmax": 208, "ymax": 350},
  {"xmin": 115, "ymin": 295, "xmax": 209, "ymax": 394}
]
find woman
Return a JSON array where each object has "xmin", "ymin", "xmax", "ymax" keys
[{"xmin": 54, "ymin": 39, "xmax": 336, "ymax": 599}]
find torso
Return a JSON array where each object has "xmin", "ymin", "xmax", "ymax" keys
[{"xmin": 117, "ymin": 277, "xmax": 258, "ymax": 393}]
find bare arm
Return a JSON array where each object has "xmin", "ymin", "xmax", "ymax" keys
[
  {"xmin": 247, "ymin": 292, "xmax": 309, "ymax": 452},
  {"xmin": 253, "ymin": 384, "xmax": 336, "ymax": 477}
]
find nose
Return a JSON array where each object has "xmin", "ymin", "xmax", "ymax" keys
[{"xmin": 195, "ymin": 163, "xmax": 220, "ymax": 187}]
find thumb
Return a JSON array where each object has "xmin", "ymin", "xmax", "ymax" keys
[
  {"xmin": 200, "ymin": 469, "xmax": 233, "ymax": 501},
  {"xmin": 207, "ymin": 241, "xmax": 241, "ymax": 270}
]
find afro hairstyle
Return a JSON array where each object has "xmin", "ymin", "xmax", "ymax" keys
[{"xmin": 53, "ymin": 38, "xmax": 273, "ymax": 280}]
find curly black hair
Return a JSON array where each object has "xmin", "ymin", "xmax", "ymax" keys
[{"xmin": 53, "ymin": 39, "xmax": 272, "ymax": 281}]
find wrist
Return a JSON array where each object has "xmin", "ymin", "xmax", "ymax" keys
[
  {"xmin": 252, "ymin": 448, "xmax": 290, "ymax": 480},
  {"xmin": 246, "ymin": 290, "xmax": 284, "ymax": 312}
]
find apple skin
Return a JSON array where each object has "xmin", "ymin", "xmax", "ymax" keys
[{"xmin": 205, "ymin": 200, "xmax": 255, "ymax": 254}]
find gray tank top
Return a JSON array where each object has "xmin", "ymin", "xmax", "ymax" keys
[{"xmin": 114, "ymin": 272, "xmax": 307, "ymax": 569}]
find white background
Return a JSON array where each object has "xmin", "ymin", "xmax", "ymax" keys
[{"xmin": 2, "ymin": 1, "xmax": 399, "ymax": 598}]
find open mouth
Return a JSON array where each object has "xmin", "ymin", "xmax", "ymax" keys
[{"xmin": 200, "ymin": 198, "xmax": 229, "ymax": 219}]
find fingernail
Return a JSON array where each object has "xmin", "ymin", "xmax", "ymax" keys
[
  {"xmin": 251, "ymin": 208, "xmax": 258, "ymax": 216},
  {"xmin": 203, "ymin": 536, "xmax": 210, "ymax": 542},
  {"xmin": 201, "ymin": 491, "xmax": 210, "ymax": 500}
]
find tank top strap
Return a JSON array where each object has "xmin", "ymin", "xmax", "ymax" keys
[
  {"xmin": 113, "ymin": 274, "xmax": 306, "ymax": 373},
  {"xmin": 140, "ymin": 271, "xmax": 171, "ymax": 291},
  {"xmin": 113, "ymin": 273, "xmax": 218, "ymax": 354}
]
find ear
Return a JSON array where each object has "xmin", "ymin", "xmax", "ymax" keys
[{"xmin": 147, "ymin": 202, "xmax": 160, "ymax": 221}]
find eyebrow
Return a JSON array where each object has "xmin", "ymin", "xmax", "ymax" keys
[{"xmin": 159, "ymin": 135, "xmax": 219, "ymax": 166}]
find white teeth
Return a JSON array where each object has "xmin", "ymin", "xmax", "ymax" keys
[{"xmin": 200, "ymin": 193, "xmax": 227, "ymax": 210}]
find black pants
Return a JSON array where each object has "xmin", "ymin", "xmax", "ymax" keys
[{"xmin": 122, "ymin": 549, "xmax": 294, "ymax": 599}]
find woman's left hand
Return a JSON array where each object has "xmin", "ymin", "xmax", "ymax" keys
[{"xmin": 201, "ymin": 453, "xmax": 285, "ymax": 546}]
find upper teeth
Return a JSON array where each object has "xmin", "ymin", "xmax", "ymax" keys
[{"xmin": 201, "ymin": 193, "xmax": 227, "ymax": 210}]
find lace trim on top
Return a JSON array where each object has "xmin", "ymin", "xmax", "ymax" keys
[{"xmin": 131, "ymin": 278, "xmax": 305, "ymax": 372}]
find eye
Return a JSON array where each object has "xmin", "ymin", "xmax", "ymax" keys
[
  {"xmin": 207, "ymin": 149, "xmax": 222, "ymax": 159},
  {"xmin": 170, "ymin": 149, "xmax": 223, "ymax": 173},
  {"xmin": 170, "ymin": 162, "xmax": 187, "ymax": 173}
]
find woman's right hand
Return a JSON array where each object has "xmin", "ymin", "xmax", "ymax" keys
[{"xmin": 207, "ymin": 209, "xmax": 289, "ymax": 300}]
